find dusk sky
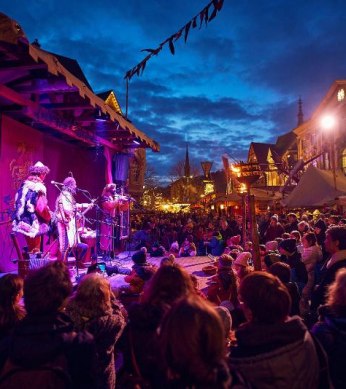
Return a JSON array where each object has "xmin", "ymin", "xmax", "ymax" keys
[{"xmin": 2, "ymin": 1, "xmax": 346, "ymax": 183}]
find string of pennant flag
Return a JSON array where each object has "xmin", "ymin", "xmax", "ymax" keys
[{"xmin": 124, "ymin": 0, "xmax": 224, "ymax": 81}]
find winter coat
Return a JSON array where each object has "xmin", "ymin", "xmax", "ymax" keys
[
  {"xmin": 312, "ymin": 305, "xmax": 346, "ymax": 389},
  {"xmin": 66, "ymin": 299, "xmax": 125, "ymax": 389},
  {"xmin": 230, "ymin": 316, "xmax": 320, "ymax": 389},
  {"xmin": 311, "ymin": 258, "xmax": 346, "ymax": 312},
  {"xmin": 0, "ymin": 312, "xmax": 96, "ymax": 388}
]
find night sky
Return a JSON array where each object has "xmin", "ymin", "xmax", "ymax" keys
[{"xmin": 2, "ymin": 1, "xmax": 346, "ymax": 184}]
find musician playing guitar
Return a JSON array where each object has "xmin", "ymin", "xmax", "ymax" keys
[{"xmin": 55, "ymin": 176, "xmax": 95, "ymax": 267}]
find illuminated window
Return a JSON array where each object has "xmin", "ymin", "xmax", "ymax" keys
[{"xmin": 342, "ymin": 148, "xmax": 346, "ymax": 175}]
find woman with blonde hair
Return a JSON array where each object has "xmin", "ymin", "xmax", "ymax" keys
[
  {"xmin": 66, "ymin": 273, "xmax": 125, "ymax": 389},
  {"xmin": 312, "ymin": 268, "xmax": 346, "ymax": 388}
]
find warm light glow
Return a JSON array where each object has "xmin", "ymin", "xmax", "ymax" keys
[
  {"xmin": 239, "ymin": 183, "xmax": 247, "ymax": 193},
  {"xmin": 321, "ymin": 115, "xmax": 336, "ymax": 131},
  {"xmin": 211, "ymin": 205, "xmax": 215, "ymax": 210},
  {"xmin": 220, "ymin": 204, "xmax": 225, "ymax": 209}
]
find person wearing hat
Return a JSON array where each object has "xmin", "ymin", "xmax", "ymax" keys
[
  {"xmin": 206, "ymin": 254, "xmax": 243, "ymax": 327},
  {"xmin": 12, "ymin": 161, "xmax": 51, "ymax": 252},
  {"xmin": 119, "ymin": 249, "xmax": 156, "ymax": 295},
  {"xmin": 285, "ymin": 213, "xmax": 299, "ymax": 233},
  {"xmin": 233, "ymin": 252, "xmax": 253, "ymax": 281},
  {"xmin": 55, "ymin": 176, "xmax": 95, "ymax": 267},
  {"xmin": 263, "ymin": 215, "xmax": 285, "ymax": 243},
  {"xmin": 279, "ymin": 238, "xmax": 307, "ymax": 293}
]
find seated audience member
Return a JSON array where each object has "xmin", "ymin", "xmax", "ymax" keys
[
  {"xmin": 230, "ymin": 272, "xmax": 320, "ymax": 388},
  {"xmin": 312, "ymin": 268, "xmax": 346, "ymax": 389},
  {"xmin": 118, "ymin": 265, "xmax": 195, "ymax": 388},
  {"xmin": 168, "ymin": 241, "xmax": 179, "ymax": 256},
  {"xmin": 66, "ymin": 273, "xmax": 126, "ymax": 389},
  {"xmin": 232, "ymin": 252, "xmax": 253, "ymax": 281},
  {"xmin": 159, "ymin": 296, "xmax": 245, "ymax": 388},
  {"xmin": 178, "ymin": 234, "xmax": 197, "ymax": 257},
  {"xmin": 0, "ymin": 261, "xmax": 96, "ymax": 388},
  {"xmin": 259, "ymin": 244, "xmax": 267, "ymax": 270},
  {"xmin": 285, "ymin": 212, "xmax": 299, "ymax": 233},
  {"xmin": 263, "ymin": 252, "xmax": 281, "ymax": 271},
  {"xmin": 279, "ymin": 238, "xmax": 307, "ymax": 292},
  {"xmin": 119, "ymin": 249, "xmax": 156, "ymax": 296},
  {"xmin": 0, "ymin": 274, "xmax": 25, "ymax": 340},
  {"xmin": 207, "ymin": 255, "xmax": 238, "ymax": 306},
  {"xmin": 311, "ymin": 226, "xmax": 346, "ymax": 314},
  {"xmin": 300, "ymin": 232, "xmax": 322, "ymax": 317},
  {"xmin": 160, "ymin": 254, "xmax": 176, "ymax": 267},
  {"xmin": 150, "ymin": 242, "xmax": 166, "ymax": 257},
  {"xmin": 269, "ymin": 261, "xmax": 301, "ymax": 316}
]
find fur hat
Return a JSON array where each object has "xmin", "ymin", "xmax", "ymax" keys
[
  {"xmin": 233, "ymin": 251, "xmax": 252, "ymax": 267},
  {"xmin": 271, "ymin": 214, "xmax": 279, "ymax": 222},
  {"xmin": 132, "ymin": 250, "xmax": 147, "ymax": 265},
  {"xmin": 28, "ymin": 161, "xmax": 50, "ymax": 175},
  {"xmin": 279, "ymin": 238, "xmax": 297, "ymax": 254}
]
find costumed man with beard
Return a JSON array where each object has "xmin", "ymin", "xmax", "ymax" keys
[
  {"xmin": 55, "ymin": 176, "xmax": 94, "ymax": 268},
  {"xmin": 12, "ymin": 161, "xmax": 51, "ymax": 252}
]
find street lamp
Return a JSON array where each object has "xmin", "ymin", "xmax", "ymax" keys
[{"xmin": 321, "ymin": 115, "xmax": 337, "ymax": 190}]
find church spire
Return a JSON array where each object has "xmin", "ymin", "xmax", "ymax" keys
[
  {"xmin": 184, "ymin": 143, "xmax": 191, "ymax": 178},
  {"xmin": 297, "ymin": 97, "xmax": 304, "ymax": 126}
]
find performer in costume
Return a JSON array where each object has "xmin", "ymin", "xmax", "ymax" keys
[
  {"xmin": 12, "ymin": 161, "xmax": 51, "ymax": 252},
  {"xmin": 100, "ymin": 184, "xmax": 121, "ymax": 257},
  {"xmin": 55, "ymin": 176, "xmax": 94, "ymax": 268}
]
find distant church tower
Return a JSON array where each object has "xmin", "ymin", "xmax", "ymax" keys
[
  {"xmin": 297, "ymin": 97, "xmax": 304, "ymax": 126},
  {"xmin": 184, "ymin": 143, "xmax": 191, "ymax": 178}
]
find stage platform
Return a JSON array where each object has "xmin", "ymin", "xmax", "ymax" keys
[{"xmin": 1, "ymin": 252, "xmax": 217, "ymax": 295}]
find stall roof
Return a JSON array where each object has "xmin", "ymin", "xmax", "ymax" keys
[
  {"xmin": 0, "ymin": 13, "xmax": 159, "ymax": 152},
  {"xmin": 281, "ymin": 165, "xmax": 346, "ymax": 208}
]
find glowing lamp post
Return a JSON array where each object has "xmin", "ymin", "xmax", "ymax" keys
[{"xmin": 321, "ymin": 115, "xmax": 337, "ymax": 191}]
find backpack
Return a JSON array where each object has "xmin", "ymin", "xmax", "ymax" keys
[{"xmin": 0, "ymin": 353, "xmax": 73, "ymax": 389}]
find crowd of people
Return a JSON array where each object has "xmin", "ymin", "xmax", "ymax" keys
[{"xmin": 2, "ymin": 161, "xmax": 346, "ymax": 387}]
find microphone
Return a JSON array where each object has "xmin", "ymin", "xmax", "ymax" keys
[
  {"xmin": 51, "ymin": 180, "xmax": 64, "ymax": 186},
  {"xmin": 76, "ymin": 188, "xmax": 89, "ymax": 193}
]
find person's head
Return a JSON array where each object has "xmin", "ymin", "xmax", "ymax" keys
[
  {"xmin": 278, "ymin": 238, "xmax": 297, "ymax": 256},
  {"xmin": 265, "ymin": 240, "xmax": 278, "ymax": 252},
  {"xmin": 325, "ymin": 226, "xmax": 346, "ymax": 254},
  {"xmin": 287, "ymin": 213, "xmax": 297, "ymax": 223},
  {"xmin": 326, "ymin": 268, "xmax": 346, "ymax": 316},
  {"xmin": 270, "ymin": 215, "xmax": 278, "ymax": 226},
  {"xmin": 160, "ymin": 254, "xmax": 175, "ymax": 267},
  {"xmin": 298, "ymin": 220, "xmax": 310, "ymax": 234},
  {"xmin": 314, "ymin": 218, "xmax": 327, "ymax": 234},
  {"xmin": 290, "ymin": 230, "xmax": 301, "ymax": 242},
  {"xmin": 264, "ymin": 253, "xmax": 281, "ymax": 270},
  {"xmin": 268, "ymin": 261, "xmax": 291, "ymax": 283},
  {"xmin": 102, "ymin": 183, "xmax": 116, "ymax": 196},
  {"xmin": 302, "ymin": 232, "xmax": 317, "ymax": 248},
  {"xmin": 159, "ymin": 296, "xmax": 228, "ymax": 386},
  {"xmin": 0, "ymin": 274, "xmax": 24, "ymax": 310},
  {"xmin": 24, "ymin": 261, "xmax": 72, "ymax": 315},
  {"xmin": 239, "ymin": 272, "xmax": 291, "ymax": 324},
  {"xmin": 132, "ymin": 249, "xmax": 147, "ymax": 265},
  {"xmin": 72, "ymin": 273, "xmax": 112, "ymax": 316},
  {"xmin": 141, "ymin": 264, "xmax": 194, "ymax": 307},
  {"xmin": 63, "ymin": 176, "xmax": 77, "ymax": 194},
  {"xmin": 28, "ymin": 161, "xmax": 49, "ymax": 180},
  {"xmin": 218, "ymin": 254, "xmax": 233, "ymax": 270}
]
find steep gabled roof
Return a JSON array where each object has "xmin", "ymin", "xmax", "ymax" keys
[
  {"xmin": 248, "ymin": 142, "xmax": 273, "ymax": 166},
  {"xmin": 275, "ymin": 131, "xmax": 297, "ymax": 155},
  {"xmin": 97, "ymin": 90, "xmax": 123, "ymax": 115}
]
